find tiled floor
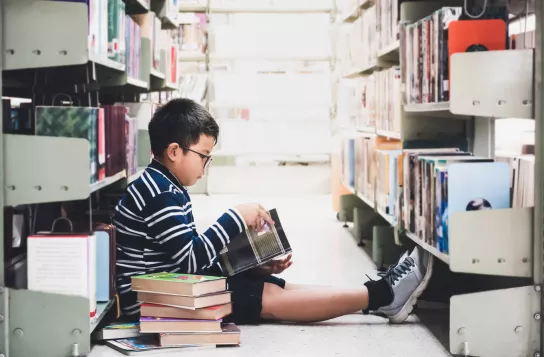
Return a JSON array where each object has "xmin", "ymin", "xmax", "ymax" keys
[{"xmin": 90, "ymin": 194, "xmax": 451, "ymax": 357}]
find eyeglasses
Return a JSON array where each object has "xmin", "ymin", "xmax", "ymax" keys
[{"xmin": 182, "ymin": 147, "xmax": 213, "ymax": 170}]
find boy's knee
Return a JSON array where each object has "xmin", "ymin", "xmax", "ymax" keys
[{"xmin": 260, "ymin": 283, "xmax": 284, "ymax": 320}]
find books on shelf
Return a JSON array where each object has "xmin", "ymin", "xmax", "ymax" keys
[
  {"xmin": 58, "ymin": 0, "xmax": 179, "ymax": 84},
  {"xmin": 107, "ymin": 0, "xmax": 127, "ymax": 64},
  {"xmin": 375, "ymin": 67, "xmax": 401, "ymax": 134},
  {"xmin": 28, "ymin": 233, "xmax": 98, "ymax": 319},
  {"xmin": 511, "ymin": 30, "xmax": 536, "ymax": 50},
  {"xmin": 126, "ymin": 15, "xmax": 142, "ymax": 79},
  {"xmin": 5, "ymin": 97, "xmax": 143, "ymax": 187},
  {"xmin": 347, "ymin": 6, "xmax": 376, "ymax": 71},
  {"xmin": 177, "ymin": 14, "xmax": 207, "ymax": 54},
  {"xmin": 340, "ymin": 132, "xmax": 522, "ymax": 255},
  {"xmin": 402, "ymin": 150, "xmax": 511, "ymax": 254},
  {"xmin": 27, "ymin": 224, "xmax": 118, "ymax": 323},
  {"xmin": 178, "ymin": 72, "xmax": 208, "ymax": 104},
  {"xmin": 34, "ymin": 106, "xmax": 99, "ymax": 184},
  {"xmin": 376, "ymin": 148, "xmax": 402, "ymax": 216},
  {"xmin": 376, "ymin": 0, "xmax": 398, "ymax": 53},
  {"xmin": 496, "ymin": 153, "xmax": 535, "ymax": 208},
  {"xmin": 401, "ymin": 7, "xmax": 509, "ymax": 105},
  {"xmin": 94, "ymin": 223, "xmax": 117, "ymax": 301}
]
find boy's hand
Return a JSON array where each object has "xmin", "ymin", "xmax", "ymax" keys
[
  {"xmin": 234, "ymin": 203, "xmax": 274, "ymax": 231},
  {"xmin": 253, "ymin": 253, "xmax": 293, "ymax": 276}
]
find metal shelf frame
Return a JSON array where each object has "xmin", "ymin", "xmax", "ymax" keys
[
  {"xmin": 337, "ymin": 1, "xmax": 544, "ymax": 356},
  {"xmin": 0, "ymin": 0, "xmax": 179, "ymax": 356}
]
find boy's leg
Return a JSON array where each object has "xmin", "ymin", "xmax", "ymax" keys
[
  {"xmin": 262, "ymin": 246, "xmax": 433, "ymax": 324},
  {"xmin": 261, "ymin": 283, "xmax": 370, "ymax": 322}
]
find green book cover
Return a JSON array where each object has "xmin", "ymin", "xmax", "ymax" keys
[
  {"xmin": 35, "ymin": 106, "xmax": 98, "ymax": 184},
  {"xmin": 132, "ymin": 273, "xmax": 223, "ymax": 284},
  {"xmin": 107, "ymin": 0, "xmax": 119, "ymax": 61}
]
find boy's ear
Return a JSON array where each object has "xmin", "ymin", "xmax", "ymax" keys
[{"xmin": 165, "ymin": 143, "xmax": 180, "ymax": 162}]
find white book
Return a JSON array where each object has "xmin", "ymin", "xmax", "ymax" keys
[{"xmin": 28, "ymin": 234, "xmax": 97, "ymax": 319}]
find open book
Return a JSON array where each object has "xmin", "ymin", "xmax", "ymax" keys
[{"xmin": 219, "ymin": 209, "xmax": 292, "ymax": 276}]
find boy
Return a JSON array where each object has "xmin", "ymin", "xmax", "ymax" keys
[{"xmin": 114, "ymin": 98, "xmax": 433, "ymax": 325}]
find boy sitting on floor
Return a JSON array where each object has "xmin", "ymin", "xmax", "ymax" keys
[{"xmin": 114, "ymin": 98, "xmax": 433, "ymax": 325}]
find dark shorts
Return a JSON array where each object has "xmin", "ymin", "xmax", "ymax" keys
[{"xmin": 223, "ymin": 272, "xmax": 286, "ymax": 325}]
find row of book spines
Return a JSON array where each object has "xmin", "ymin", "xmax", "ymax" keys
[
  {"xmin": 358, "ymin": 67, "xmax": 402, "ymax": 133},
  {"xmin": 85, "ymin": 0, "xmax": 177, "ymax": 82},
  {"xmin": 375, "ymin": 0, "xmax": 399, "ymax": 52},
  {"xmin": 3, "ymin": 102, "xmax": 136, "ymax": 183},
  {"xmin": 342, "ymin": 145, "xmax": 518, "ymax": 254},
  {"xmin": 401, "ymin": 7, "xmax": 510, "ymax": 105}
]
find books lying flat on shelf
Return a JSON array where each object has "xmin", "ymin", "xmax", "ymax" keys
[
  {"xmin": 140, "ymin": 303, "xmax": 232, "ymax": 320},
  {"xmin": 139, "ymin": 317, "xmax": 222, "ymax": 333},
  {"xmin": 105, "ymin": 335, "xmax": 215, "ymax": 355},
  {"xmin": 159, "ymin": 323, "xmax": 241, "ymax": 347},
  {"xmin": 219, "ymin": 209, "xmax": 292, "ymax": 276}
]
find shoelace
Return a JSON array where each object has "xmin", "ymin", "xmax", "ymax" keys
[{"xmin": 378, "ymin": 257, "xmax": 415, "ymax": 285}]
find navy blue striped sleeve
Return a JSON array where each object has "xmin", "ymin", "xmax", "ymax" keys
[{"xmin": 142, "ymin": 192, "xmax": 246, "ymax": 272}]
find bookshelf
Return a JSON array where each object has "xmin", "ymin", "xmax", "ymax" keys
[
  {"xmin": 335, "ymin": 0, "xmax": 543, "ymax": 356},
  {"xmin": 0, "ymin": 0, "xmax": 182, "ymax": 356}
]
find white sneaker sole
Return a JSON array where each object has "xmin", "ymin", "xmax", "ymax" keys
[{"xmin": 388, "ymin": 254, "xmax": 434, "ymax": 324}]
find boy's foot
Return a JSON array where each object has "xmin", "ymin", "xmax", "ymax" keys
[{"xmin": 377, "ymin": 246, "xmax": 433, "ymax": 323}]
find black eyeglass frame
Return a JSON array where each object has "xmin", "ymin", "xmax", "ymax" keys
[{"xmin": 181, "ymin": 147, "xmax": 213, "ymax": 169}]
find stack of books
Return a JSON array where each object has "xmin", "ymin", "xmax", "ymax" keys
[{"xmin": 104, "ymin": 273, "xmax": 240, "ymax": 354}]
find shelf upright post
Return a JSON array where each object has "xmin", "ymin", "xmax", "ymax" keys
[
  {"xmin": 0, "ymin": 0, "xmax": 8, "ymax": 354},
  {"xmin": 205, "ymin": 0, "xmax": 210, "ymax": 196},
  {"xmin": 536, "ymin": 0, "xmax": 544, "ymax": 353}
]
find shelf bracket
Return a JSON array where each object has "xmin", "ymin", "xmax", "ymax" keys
[
  {"xmin": 7, "ymin": 288, "xmax": 90, "ymax": 357},
  {"xmin": 450, "ymin": 286, "xmax": 540, "ymax": 357},
  {"xmin": 3, "ymin": 134, "xmax": 90, "ymax": 206}
]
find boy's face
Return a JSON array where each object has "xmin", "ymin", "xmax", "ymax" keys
[{"xmin": 166, "ymin": 134, "xmax": 215, "ymax": 187}]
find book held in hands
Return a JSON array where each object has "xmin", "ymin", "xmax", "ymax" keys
[{"xmin": 219, "ymin": 208, "xmax": 292, "ymax": 276}]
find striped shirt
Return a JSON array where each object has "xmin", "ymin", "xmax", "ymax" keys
[{"xmin": 114, "ymin": 159, "xmax": 247, "ymax": 317}]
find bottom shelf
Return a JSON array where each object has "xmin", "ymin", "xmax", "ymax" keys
[
  {"xmin": 404, "ymin": 231, "xmax": 450, "ymax": 264},
  {"xmin": 91, "ymin": 299, "xmax": 115, "ymax": 332}
]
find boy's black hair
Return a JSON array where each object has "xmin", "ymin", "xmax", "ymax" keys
[{"xmin": 148, "ymin": 98, "xmax": 219, "ymax": 157}]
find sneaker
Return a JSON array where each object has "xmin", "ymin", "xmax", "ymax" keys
[
  {"xmin": 377, "ymin": 250, "xmax": 409, "ymax": 275},
  {"xmin": 377, "ymin": 246, "xmax": 433, "ymax": 323}
]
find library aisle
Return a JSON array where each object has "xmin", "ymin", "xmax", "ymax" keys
[{"xmin": 90, "ymin": 194, "xmax": 450, "ymax": 357}]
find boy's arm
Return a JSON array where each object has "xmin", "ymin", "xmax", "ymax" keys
[{"xmin": 143, "ymin": 192, "xmax": 246, "ymax": 272}]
